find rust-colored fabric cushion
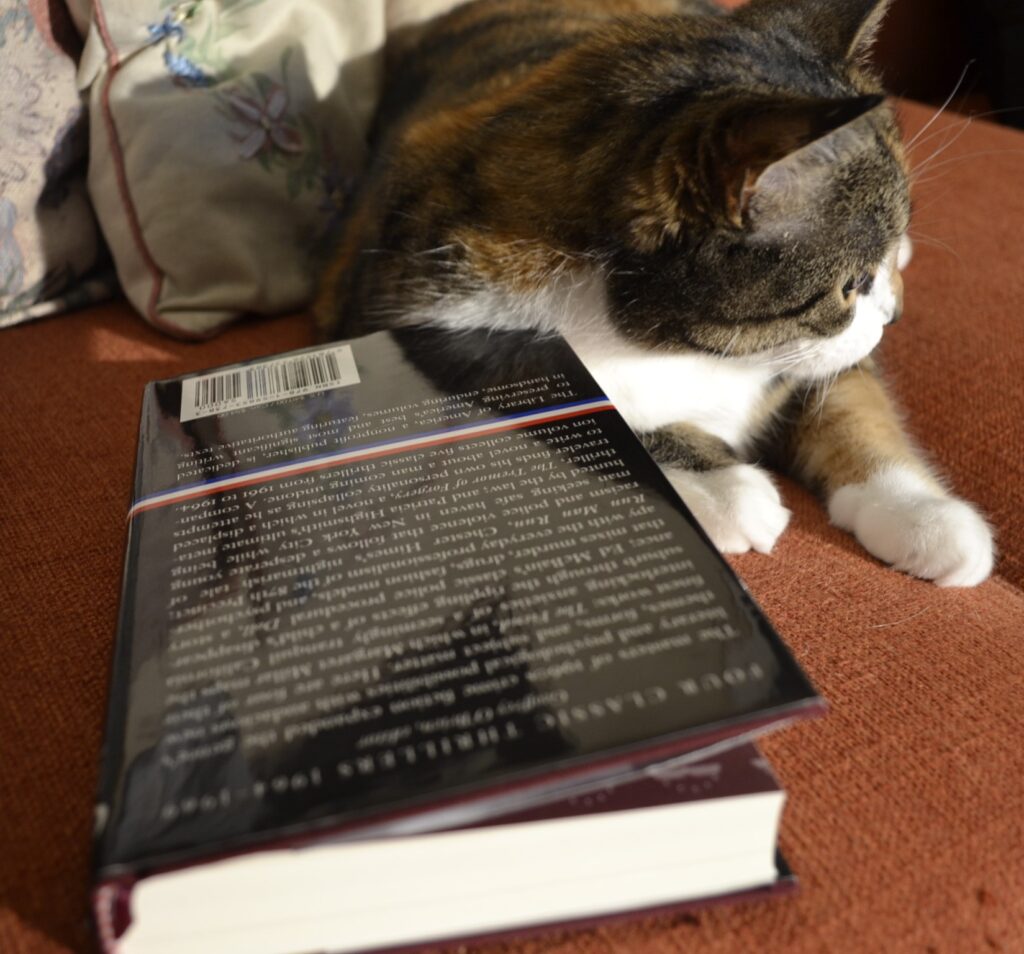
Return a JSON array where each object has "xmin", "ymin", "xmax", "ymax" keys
[{"xmin": 1, "ymin": 100, "xmax": 1023, "ymax": 953}]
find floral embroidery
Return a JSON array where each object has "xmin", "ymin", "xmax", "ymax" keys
[
  {"xmin": 147, "ymin": 3, "xmax": 215, "ymax": 88},
  {"xmin": 225, "ymin": 83, "xmax": 302, "ymax": 159},
  {"xmin": 120, "ymin": 0, "xmax": 368, "ymax": 309},
  {"xmin": 218, "ymin": 50, "xmax": 313, "ymax": 183},
  {"xmin": 162, "ymin": 48, "xmax": 214, "ymax": 87},
  {"xmin": 214, "ymin": 47, "xmax": 357, "ymax": 254},
  {"xmin": 147, "ymin": 14, "xmax": 186, "ymax": 44},
  {"xmin": 148, "ymin": 0, "xmax": 270, "ymax": 88},
  {"xmin": 145, "ymin": 2, "xmax": 351, "ymax": 232}
]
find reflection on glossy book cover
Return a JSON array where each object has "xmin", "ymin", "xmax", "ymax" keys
[{"xmin": 94, "ymin": 326, "xmax": 822, "ymax": 887}]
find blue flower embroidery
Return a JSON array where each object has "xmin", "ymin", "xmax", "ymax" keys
[
  {"xmin": 147, "ymin": 16, "xmax": 186, "ymax": 43},
  {"xmin": 163, "ymin": 48, "xmax": 214, "ymax": 87},
  {"xmin": 147, "ymin": 6, "xmax": 215, "ymax": 88}
]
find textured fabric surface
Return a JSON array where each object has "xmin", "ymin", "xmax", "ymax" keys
[
  {"xmin": 0, "ymin": 0, "xmax": 112, "ymax": 328},
  {"xmin": 76, "ymin": 0, "xmax": 385, "ymax": 337},
  {"xmin": 1, "ymin": 100, "xmax": 1023, "ymax": 953}
]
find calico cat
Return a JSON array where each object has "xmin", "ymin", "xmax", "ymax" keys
[{"xmin": 316, "ymin": 0, "xmax": 995, "ymax": 587}]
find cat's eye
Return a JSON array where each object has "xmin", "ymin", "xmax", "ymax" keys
[{"xmin": 843, "ymin": 271, "xmax": 874, "ymax": 299}]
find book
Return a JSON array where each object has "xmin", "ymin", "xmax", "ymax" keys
[
  {"xmin": 93, "ymin": 326, "xmax": 823, "ymax": 954},
  {"xmin": 101, "ymin": 742, "xmax": 792, "ymax": 954}
]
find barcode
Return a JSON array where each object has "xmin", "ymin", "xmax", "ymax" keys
[
  {"xmin": 180, "ymin": 345, "xmax": 359, "ymax": 422},
  {"xmin": 193, "ymin": 371, "xmax": 243, "ymax": 408},
  {"xmin": 244, "ymin": 351, "xmax": 342, "ymax": 402}
]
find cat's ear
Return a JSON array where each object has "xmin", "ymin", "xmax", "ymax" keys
[
  {"xmin": 739, "ymin": 0, "xmax": 893, "ymax": 63},
  {"xmin": 716, "ymin": 94, "xmax": 883, "ymax": 227}
]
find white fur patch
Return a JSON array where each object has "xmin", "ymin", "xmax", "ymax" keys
[
  {"xmin": 414, "ymin": 234, "xmax": 912, "ymax": 439},
  {"xmin": 897, "ymin": 233, "xmax": 913, "ymax": 271},
  {"xmin": 419, "ymin": 268, "xmax": 779, "ymax": 450},
  {"xmin": 663, "ymin": 463, "xmax": 791, "ymax": 554},
  {"xmin": 828, "ymin": 465, "xmax": 995, "ymax": 586},
  {"xmin": 408, "ymin": 267, "xmax": 605, "ymax": 337},
  {"xmin": 766, "ymin": 257, "xmax": 900, "ymax": 381},
  {"xmin": 566, "ymin": 325, "xmax": 777, "ymax": 450}
]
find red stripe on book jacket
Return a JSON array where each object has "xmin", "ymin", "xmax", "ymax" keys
[{"xmin": 130, "ymin": 404, "xmax": 614, "ymax": 517}]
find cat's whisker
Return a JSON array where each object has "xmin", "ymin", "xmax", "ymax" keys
[
  {"xmin": 906, "ymin": 129, "xmax": 999, "ymax": 184},
  {"xmin": 908, "ymin": 118, "xmax": 979, "ymax": 180},
  {"xmin": 906, "ymin": 229, "xmax": 962, "ymax": 262},
  {"xmin": 411, "ymin": 244, "xmax": 458, "ymax": 257},
  {"xmin": 720, "ymin": 329, "xmax": 741, "ymax": 358},
  {"xmin": 903, "ymin": 61, "xmax": 975, "ymax": 151},
  {"xmin": 911, "ymin": 147, "xmax": 1024, "ymax": 187},
  {"xmin": 941, "ymin": 105, "xmax": 1024, "ymax": 125},
  {"xmin": 813, "ymin": 372, "xmax": 841, "ymax": 421},
  {"xmin": 905, "ymin": 109, "xmax": 977, "ymax": 155},
  {"xmin": 761, "ymin": 341, "xmax": 819, "ymax": 372},
  {"xmin": 904, "ymin": 104, "xmax": 1024, "ymax": 158}
]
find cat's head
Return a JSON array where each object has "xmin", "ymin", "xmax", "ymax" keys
[{"xmin": 608, "ymin": 0, "xmax": 910, "ymax": 378}]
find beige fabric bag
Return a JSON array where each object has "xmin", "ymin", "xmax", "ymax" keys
[{"xmin": 76, "ymin": 0, "xmax": 386, "ymax": 337}]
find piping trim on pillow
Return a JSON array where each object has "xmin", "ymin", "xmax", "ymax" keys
[{"xmin": 91, "ymin": 1, "xmax": 218, "ymax": 340}]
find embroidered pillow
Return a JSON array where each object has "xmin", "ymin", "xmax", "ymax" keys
[
  {"xmin": 76, "ymin": 0, "xmax": 385, "ymax": 338},
  {"xmin": 0, "ymin": 0, "xmax": 112, "ymax": 329}
]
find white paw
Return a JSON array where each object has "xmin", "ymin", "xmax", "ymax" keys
[
  {"xmin": 664, "ymin": 463, "xmax": 791, "ymax": 554},
  {"xmin": 829, "ymin": 465, "xmax": 994, "ymax": 586}
]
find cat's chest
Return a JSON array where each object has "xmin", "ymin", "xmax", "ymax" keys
[
  {"xmin": 419, "ymin": 281, "xmax": 778, "ymax": 450},
  {"xmin": 568, "ymin": 341, "xmax": 778, "ymax": 450}
]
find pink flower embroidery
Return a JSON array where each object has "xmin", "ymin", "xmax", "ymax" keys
[{"xmin": 226, "ymin": 84, "xmax": 302, "ymax": 159}]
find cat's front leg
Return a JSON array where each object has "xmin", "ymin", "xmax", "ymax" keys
[
  {"xmin": 643, "ymin": 424, "xmax": 791, "ymax": 554},
  {"xmin": 785, "ymin": 363, "xmax": 995, "ymax": 586}
]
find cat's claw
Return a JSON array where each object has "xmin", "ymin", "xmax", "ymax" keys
[
  {"xmin": 664, "ymin": 463, "xmax": 791, "ymax": 555},
  {"xmin": 829, "ymin": 465, "xmax": 995, "ymax": 586}
]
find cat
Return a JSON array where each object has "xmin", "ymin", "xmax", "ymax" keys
[{"xmin": 316, "ymin": 0, "xmax": 995, "ymax": 587}]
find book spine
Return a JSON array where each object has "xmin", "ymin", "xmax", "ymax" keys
[
  {"xmin": 91, "ymin": 384, "xmax": 155, "ymax": 869},
  {"xmin": 93, "ymin": 879, "xmax": 135, "ymax": 954}
]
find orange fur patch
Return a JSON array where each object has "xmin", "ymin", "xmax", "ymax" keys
[{"xmin": 789, "ymin": 363, "xmax": 941, "ymax": 495}]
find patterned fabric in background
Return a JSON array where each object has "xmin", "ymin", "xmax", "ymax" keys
[
  {"xmin": 76, "ymin": 0, "xmax": 386, "ymax": 338},
  {"xmin": 0, "ymin": 0, "xmax": 114, "ymax": 329}
]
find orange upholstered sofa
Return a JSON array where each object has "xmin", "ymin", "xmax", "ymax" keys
[{"xmin": 3, "ymin": 6, "xmax": 1024, "ymax": 952}]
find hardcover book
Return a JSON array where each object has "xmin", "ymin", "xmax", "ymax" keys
[{"xmin": 93, "ymin": 327, "xmax": 823, "ymax": 954}]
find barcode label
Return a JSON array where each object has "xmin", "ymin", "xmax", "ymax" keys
[{"xmin": 180, "ymin": 345, "xmax": 360, "ymax": 422}]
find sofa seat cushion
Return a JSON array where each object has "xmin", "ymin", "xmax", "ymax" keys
[{"xmin": 1, "ymin": 99, "xmax": 1023, "ymax": 953}]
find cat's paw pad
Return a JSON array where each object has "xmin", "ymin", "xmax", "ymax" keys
[
  {"xmin": 665, "ymin": 463, "xmax": 790, "ymax": 554},
  {"xmin": 829, "ymin": 466, "xmax": 994, "ymax": 586}
]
